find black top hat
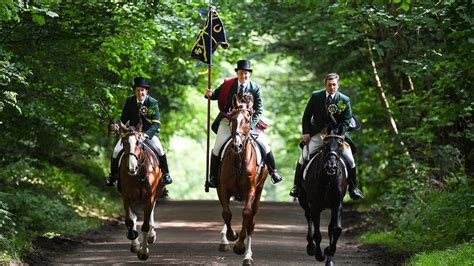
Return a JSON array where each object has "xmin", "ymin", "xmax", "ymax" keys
[
  {"xmin": 234, "ymin": 60, "xmax": 252, "ymax": 72},
  {"xmin": 133, "ymin": 77, "xmax": 150, "ymax": 89}
]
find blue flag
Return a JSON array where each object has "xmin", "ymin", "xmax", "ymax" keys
[{"xmin": 190, "ymin": 7, "xmax": 228, "ymax": 65}]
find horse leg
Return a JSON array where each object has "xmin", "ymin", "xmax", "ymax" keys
[
  {"xmin": 305, "ymin": 210, "xmax": 316, "ymax": 256},
  {"xmin": 242, "ymin": 190, "xmax": 261, "ymax": 266},
  {"xmin": 146, "ymin": 206, "xmax": 157, "ymax": 244},
  {"xmin": 218, "ymin": 189, "xmax": 238, "ymax": 251},
  {"xmin": 234, "ymin": 191, "xmax": 255, "ymax": 256},
  {"xmin": 123, "ymin": 201, "xmax": 139, "ymax": 253},
  {"xmin": 219, "ymin": 224, "xmax": 231, "ymax": 252},
  {"xmin": 137, "ymin": 199, "xmax": 156, "ymax": 261},
  {"xmin": 311, "ymin": 209, "xmax": 325, "ymax": 262},
  {"xmin": 324, "ymin": 205, "xmax": 343, "ymax": 266}
]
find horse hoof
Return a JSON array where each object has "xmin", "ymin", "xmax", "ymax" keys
[
  {"xmin": 307, "ymin": 244, "xmax": 316, "ymax": 256},
  {"xmin": 243, "ymin": 258, "xmax": 254, "ymax": 266},
  {"xmin": 325, "ymin": 258, "xmax": 335, "ymax": 266},
  {"xmin": 315, "ymin": 249, "xmax": 326, "ymax": 262},
  {"xmin": 127, "ymin": 230, "xmax": 139, "ymax": 240},
  {"xmin": 130, "ymin": 244, "xmax": 139, "ymax": 253},
  {"xmin": 233, "ymin": 244, "xmax": 245, "ymax": 255},
  {"xmin": 137, "ymin": 247, "xmax": 149, "ymax": 261},
  {"xmin": 219, "ymin": 244, "xmax": 230, "ymax": 252}
]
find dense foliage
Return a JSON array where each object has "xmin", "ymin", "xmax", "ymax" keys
[{"xmin": 0, "ymin": 0, "xmax": 472, "ymax": 264}]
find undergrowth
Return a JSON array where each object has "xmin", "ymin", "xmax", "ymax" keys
[{"xmin": 0, "ymin": 158, "xmax": 121, "ymax": 263}]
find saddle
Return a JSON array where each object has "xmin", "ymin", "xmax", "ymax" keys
[{"xmin": 218, "ymin": 137, "xmax": 266, "ymax": 178}]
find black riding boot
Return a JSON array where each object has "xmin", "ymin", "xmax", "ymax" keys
[
  {"xmin": 158, "ymin": 155, "xmax": 172, "ymax": 185},
  {"xmin": 207, "ymin": 154, "xmax": 220, "ymax": 188},
  {"xmin": 348, "ymin": 167, "xmax": 363, "ymax": 200},
  {"xmin": 289, "ymin": 162, "xmax": 304, "ymax": 197},
  {"xmin": 105, "ymin": 157, "xmax": 119, "ymax": 187},
  {"xmin": 265, "ymin": 151, "xmax": 283, "ymax": 184}
]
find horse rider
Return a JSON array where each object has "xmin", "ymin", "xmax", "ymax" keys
[
  {"xmin": 289, "ymin": 73, "xmax": 363, "ymax": 200},
  {"xmin": 204, "ymin": 59, "xmax": 284, "ymax": 188},
  {"xmin": 105, "ymin": 77, "xmax": 172, "ymax": 187}
]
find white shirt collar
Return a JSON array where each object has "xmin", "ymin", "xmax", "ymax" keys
[
  {"xmin": 137, "ymin": 96, "xmax": 147, "ymax": 105},
  {"xmin": 325, "ymin": 91, "xmax": 336, "ymax": 98},
  {"xmin": 238, "ymin": 81, "xmax": 248, "ymax": 88}
]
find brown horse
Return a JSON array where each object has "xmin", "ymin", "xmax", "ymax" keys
[
  {"xmin": 119, "ymin": 123, "xmax": 166, "ymax": 261},
  {"xmin": 217, "ymin": 93, "xmax": 268, "ymax": 266},
  {"xmin": 298, "ymin": 132, "xmax": 348, "ymax": 266}
]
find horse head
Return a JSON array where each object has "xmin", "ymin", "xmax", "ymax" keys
[
  {"xmin": 229, "ymin": 93, "xmax": 254, "ymax": 153},
  {"xmin": 121, "ymin": 123, "xmax": 144, "ymax": 176},
  {"xmin": 323, "ymin": 132, "xmax": 345, "ymax": 176}
]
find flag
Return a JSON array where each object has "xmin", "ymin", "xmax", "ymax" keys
[{"xmin": 190, "ymin": 7, "xmax": 228, "ymax": 65}]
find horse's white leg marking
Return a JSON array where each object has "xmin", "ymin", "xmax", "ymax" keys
[
  {"xmin": 220, "ymin": 224, "xmax": 229, "ymax": 245},
  {"xmin": 149, "ymin": 203, "xmax": 156, "ymax": 228},
  {"xmin": 131, "ymin": 211, "xmax": 138, "ymax": 232},
  {"xmin": 243, "ymin": 235, "xmax": 252, "ymax": 260},
  {"xmin": 131, "ymin": 237, "xmax": 140, "ymax": 253}
]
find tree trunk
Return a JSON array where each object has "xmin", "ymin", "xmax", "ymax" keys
[{"xmin": 365, "ymin": 37, "xmax": 418, "ymax": 174}]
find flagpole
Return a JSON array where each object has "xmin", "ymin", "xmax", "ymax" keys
[{"xmin": 204, "ymin": 3, "xmax": 213, "ymax": 193}]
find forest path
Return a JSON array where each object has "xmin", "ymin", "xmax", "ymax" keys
[{"xmin": 27, "ymin": 200, "xmax": 400, "ymax": 265}]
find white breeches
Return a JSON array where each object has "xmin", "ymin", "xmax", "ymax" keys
[
  {"xmin": 298, "ymin": 132, "xmax": 355, "ymax": 168},
  {"xmin": 113, "ymin": 135, "xmax": 164, "ymax": 159},
  {"xmin": 212, "ymin": 118, "xmax": 271, "ymax": 156}
]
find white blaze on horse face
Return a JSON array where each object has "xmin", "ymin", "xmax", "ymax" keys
[
  {"xmin": 232, "ymin": 113, "xmax": 244, "ymax": 151},
  {"xmin": 128, "ymin": 134, "xmax": 138, "ymax": 174}
]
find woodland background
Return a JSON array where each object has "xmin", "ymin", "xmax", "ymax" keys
[{"xmin": 0, "ymin": 1, "xmax": 472, "ymax": 264}]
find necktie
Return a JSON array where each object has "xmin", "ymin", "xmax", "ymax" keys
[
  {"xmin": 239, "ymin": 84, "xmax": 244, "ymax": 94},
  {"xmin": 326, "ymin": 95, "xmax": 332, "ymax": 106}
]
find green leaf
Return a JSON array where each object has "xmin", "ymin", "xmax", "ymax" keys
[
  {"xmin": 32, "ymin": 14, "xmax": 45, "ymax": 25},
  {"xmin": 401, "ymin": 2, "xmax": 410, "ymax": 11}
]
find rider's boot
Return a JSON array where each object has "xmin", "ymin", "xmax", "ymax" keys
[
  {"xmin": 348, "ymin": 167, "xmax": 363, "ymax": 200},
  {"xmin": 265, "ymin": 151, "xmax": 283, "ymax": 184},
  {"xmin": 289, "ymin": 162, "xmax": 304, "ymax": 197},
  {"xmin": 207, "ymin": 154, "xmax": 220, "ymax": 188},
  {"xmin": 158, "ymin": 154, "xmax": 173, "ymax": 185},
  {"xmin": 105, "ymin": 157, "xmax": 119, "ymax": 187}
]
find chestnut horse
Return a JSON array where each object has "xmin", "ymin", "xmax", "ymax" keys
[
  {"xmin": 119, "ymin": 124, "xmax": 165, "ymax": 261},
  {"xmin": 217, "ymin": 93, "xmax": 268, "ymax": 266},
  {"xmin": 298, "ymin": 132, "xmax": 348, "ymax": 266}
]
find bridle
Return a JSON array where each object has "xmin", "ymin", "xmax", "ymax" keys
[
  {"xmin": 122, "ymin": 131, "xmax": 145, "ymax": 175},
  {"xmin": 230, "ymin": 106, "xmax": 253, "ymax": 153},
  {"xmin": 323, "ymin": 134, "xmax": 344, "ymax": 176}
]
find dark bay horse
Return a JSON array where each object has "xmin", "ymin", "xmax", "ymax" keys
[
  {"xmin": 298, "ymin": 133, "xmax": 348, "ymax": 266},
  {"xmin": 119, "ymin": 124, "xmax": 166, "ymax": 261},
  {"xmin": 217, "ymin": 93, "xmax": 268, "ymax": 266}
]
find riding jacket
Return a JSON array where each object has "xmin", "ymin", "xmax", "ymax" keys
[
  {"xmin": 302, "ymin": 90, "xmax": 352, "ymax": 139},
  {"xmin": 120, "ymin": 95, "xmax": 160, "ymax": 138},
  {"xmin": 209, "ymin": 79, "xmax": 263, "ymax": 134}
]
